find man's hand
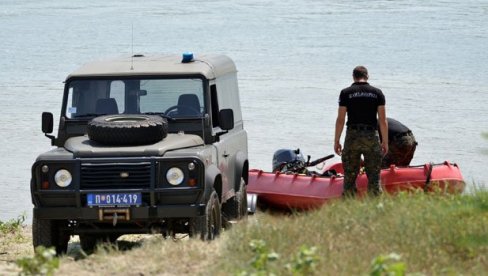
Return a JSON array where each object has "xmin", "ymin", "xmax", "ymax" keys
[
  {"xmin": 334, "ymin": 141, "xmax": 342, "ymax": 156},
  {"xmin": 381, "ymin": 141, "xmax": 388, "ymax": 156},
  {"xmin": 334, "ymin": 107, "xmax": 346, "ymax": 156}
]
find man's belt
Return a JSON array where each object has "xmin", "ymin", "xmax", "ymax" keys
[{"xmin": 348, "ymin": 124, "xmax": 376, "ymax": 131}]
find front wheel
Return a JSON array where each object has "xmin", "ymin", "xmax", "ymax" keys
[
  {"xmin": 189, "ymin": 191, "xmax": 221, "ymax": 240},
  {"xmin": 32, "ymin": 216, "xmax": 69, "ymax": 255}
]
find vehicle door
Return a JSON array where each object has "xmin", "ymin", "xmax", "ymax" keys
[{"xmin": 209, "ymin": 83, "xmax": 234, "ymax": 202}]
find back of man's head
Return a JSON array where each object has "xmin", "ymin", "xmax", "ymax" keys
[{"xmin": 353, "ymin": 66, "xmax": 369, "ymax": 81}]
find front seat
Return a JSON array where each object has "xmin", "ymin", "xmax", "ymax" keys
[
  {"xmin": 176, "ymin": 94, "xmax": 201, "ymax": 117},
  {"xmin": 95, "ymin": 98, "xmax": 119, "ymax": 115}
]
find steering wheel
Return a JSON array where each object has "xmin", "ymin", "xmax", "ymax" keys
[{"xmin": 164, "ymin": 105, "xmax": 200, "ymax": 117}]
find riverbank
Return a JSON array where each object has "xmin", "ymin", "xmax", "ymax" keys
[{"xmin": 1, "ymin": 190, "xmax": 487, "ymax": 275}]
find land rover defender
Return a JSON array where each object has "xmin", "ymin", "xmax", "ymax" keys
[{"xmin": 31, "ymin": 53, "xmax": 248, "ymax": 253}]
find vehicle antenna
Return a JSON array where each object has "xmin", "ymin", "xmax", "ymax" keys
[{"xmin": 130, "ymin": 23, "xmax": 134, "ymax": 70}]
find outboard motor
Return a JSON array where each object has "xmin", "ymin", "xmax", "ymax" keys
[{"xmin": 272, "ymin": 148, "xmax": 306, "ymax": 172}]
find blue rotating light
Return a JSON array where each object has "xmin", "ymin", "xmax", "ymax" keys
[{"xmin": 182, "ymin": 52, "xmax": 194, "ymax": 63}]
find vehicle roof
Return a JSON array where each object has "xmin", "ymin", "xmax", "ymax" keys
[{"xmin": 66, "ymin": 53, "xmax": 237, "ymax": 80}]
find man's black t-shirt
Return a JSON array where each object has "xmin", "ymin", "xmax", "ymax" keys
[{"xmin": 339, "ymin": 82, "xmax": 385, "ymax": 127}]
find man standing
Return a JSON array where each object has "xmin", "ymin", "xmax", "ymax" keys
[
  {"xmin": 334, "ymin": 66, "xmax": 388, "ymax": 197},
  {"xmin": 381, "ymin": 118, "xmax": 417, "ymax": 168}
]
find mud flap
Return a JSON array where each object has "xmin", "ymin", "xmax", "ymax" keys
[{"xmin": 247, "ymin": 193, "xmax": 258, "ymax": 214}]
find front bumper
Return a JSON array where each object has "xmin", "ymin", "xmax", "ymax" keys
[
  {"xmin": 34, "ymin": 204, "xmax": 205, "ymax": 220},
  {"xmin": 32, "ymin": 157, "xmax": 208, "ymax": 222}
]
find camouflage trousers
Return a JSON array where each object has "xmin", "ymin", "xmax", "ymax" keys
[
  {"xmin": 342, "ymin": 128, "xmax": 382, "ymax": 197},
  {"xmin": 381, "ymin": 132, "xmax": 417, "ymax": 168}
]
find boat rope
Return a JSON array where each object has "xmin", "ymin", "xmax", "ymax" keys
[
  {"xmin": 403, "ymin": 162, "xmax": 445, "ymax": 168},
  {"xmin": 424, "ymin": 162, "xmax": 434, "ymax": 192}
]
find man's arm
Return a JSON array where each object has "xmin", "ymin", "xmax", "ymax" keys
[
  {"xmin": 377, "ymin": 105, "xmax": 388, "ymax": 155},
  {"xmin": 334, "ymin": 106, "xmax": 347, "ymax": 155}
]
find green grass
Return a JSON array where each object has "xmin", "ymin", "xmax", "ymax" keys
[
  {"xmin": 3, "ymin": 192, "xmax": 487, "ymax": 275},
  {"xmin": 0, "ymin": 214, "xmax": 26, "ymax": 253},
  {"xmin": 0, "ymin": 214, "xmax": 25, "ymax": 235},
  {"xmin": 213, "ymin": 190, "xmax": 488, "ymax": 275}
]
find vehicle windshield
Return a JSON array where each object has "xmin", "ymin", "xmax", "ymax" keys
[{"xmin": 64, "ymin": 78, "xmax": 205, "ymax": 119}]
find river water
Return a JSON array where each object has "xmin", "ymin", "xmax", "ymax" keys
[{"xmin": 1, "ymin": 0, "xmax": 487, "ymax": 221}]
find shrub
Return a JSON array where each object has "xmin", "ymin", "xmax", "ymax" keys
[
  {"xmin": 285, "ymin": 245, "xmax": 319, "ymax": 275},
  {"xmin": 240, "ymin": 239, "xmax": 279, "ymax": 275},
  {"xmin": 370, "ymin": 253, "xmax": 406, "ymax": 276},
  {"xmin": 0, "ymin": 214, "xmax": 25, "ymax": 235},
  {"xmin": 16, "ymin": 246, "xmax": 59, "ymax": 276}
]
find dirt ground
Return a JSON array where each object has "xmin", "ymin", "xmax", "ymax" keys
[
  {"xmin": 0, "ymin": 225, "xmax": 219, "ymax": 275},
  {"xmin": 0, "ymin": 226, "xmax": 145, "ymax": 275},
  {"xmin": 0, "ymin": 226, "xmax": 32, "ymax": 275}
]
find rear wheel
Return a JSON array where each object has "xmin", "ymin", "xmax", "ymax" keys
[
  {"xmin": 238, "ymin": 179, "xmax": 248, "ymax": 219},
  {"xmin": 227, "ymin": 178, "xmax": 248, "ymax": 220},
  {"xmin": 32, "ymin": 215, "xmax": 69, "ymax": 255},
  {"xmin": 189, "ymin": 191, "xmax": 221, "ymax": 240}
]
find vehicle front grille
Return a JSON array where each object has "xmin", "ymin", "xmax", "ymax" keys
[{"xmin": 80, "ymin": 162, "xmax": 152, "ymax": 190}]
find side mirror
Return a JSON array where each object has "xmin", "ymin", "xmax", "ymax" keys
[
  {"xmin": 42, "ymin": 112, "xmax": 56, "ymax": 145},
  {"xmin": 42, "ymin": 112, "xmax": 53, "ymax": 133},
  {"xmin": 219, "ymin": 109, "xmax": 234, "ymax": 131}
]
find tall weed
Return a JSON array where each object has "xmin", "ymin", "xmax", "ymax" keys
[{"xmin": 0, "ymin": 214, "xmax": 25, "ymax": 235}]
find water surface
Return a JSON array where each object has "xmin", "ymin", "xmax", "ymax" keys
[{"xmin": 1, "ymin": 0, "xmax": 487, "ymax": 220}]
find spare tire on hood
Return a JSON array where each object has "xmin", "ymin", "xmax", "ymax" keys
[{"xmin": 87, "ymin": 115, "xmax": 168, "ymax": 146}]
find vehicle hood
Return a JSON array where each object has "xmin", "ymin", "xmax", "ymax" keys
[{"xmin": 64, "ymin": 134, "xmax": 204, "ymax": 157}]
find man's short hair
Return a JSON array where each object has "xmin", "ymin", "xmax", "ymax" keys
[{"xmin": 353, "ymin": 66, "xmax": 368, "ymax": 80}]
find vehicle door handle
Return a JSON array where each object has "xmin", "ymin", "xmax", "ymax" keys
[{"xmin": 223, "ymin": 151, "xmax": 230, "ymax": 158}]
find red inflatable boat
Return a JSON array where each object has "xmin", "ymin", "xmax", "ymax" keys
[{"xmin": 247, "ymin": 161, "xmax": 465, "ymax": 211}]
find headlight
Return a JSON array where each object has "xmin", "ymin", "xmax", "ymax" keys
[
  {"xmin": 166, "ymin": 167, "xmax": 184, "ymax": 185},
  {"xmin": 54, "ymin": 169, "xmax": 72, "ymax": 187}
]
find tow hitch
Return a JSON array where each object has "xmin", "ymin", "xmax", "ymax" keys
[{"xmin": 98, "ymin": 208, "xmax": 130, "ymax": 226}]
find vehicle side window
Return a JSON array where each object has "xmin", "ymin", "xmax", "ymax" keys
[{"xmin": 215, "ymin": 73, "xmax": 242, "ymax": 122}]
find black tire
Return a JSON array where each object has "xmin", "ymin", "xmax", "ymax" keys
[
  {"xmin": 189, "ymin": 191, "xmax": 222, "ymax": 240},
  {"xmin": 87, "ymin": 115, "xmax": 168, "ymax": 146},
  {"xmin": 32, "ymin": 216, "xmax": 69, "ymax": 255},
  {"xmin": 238, "ymin": 180, "xmax": 248, "ymax": 219},
  {"xmin": 79, "ymin": 234, "xmax": 97, "ymax": 252},
  {"xmin": 224, "ymin": 178, "xmax": 248, "ymax": 221}
]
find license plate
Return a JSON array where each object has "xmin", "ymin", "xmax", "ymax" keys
[{"xmin": 87, "ymin": 193, "xmax": 142, "ymax": 206}]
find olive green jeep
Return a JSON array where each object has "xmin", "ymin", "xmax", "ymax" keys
[{"xmin": 31, "ymin": 53, "xmax": 248, "ymax": 253}]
